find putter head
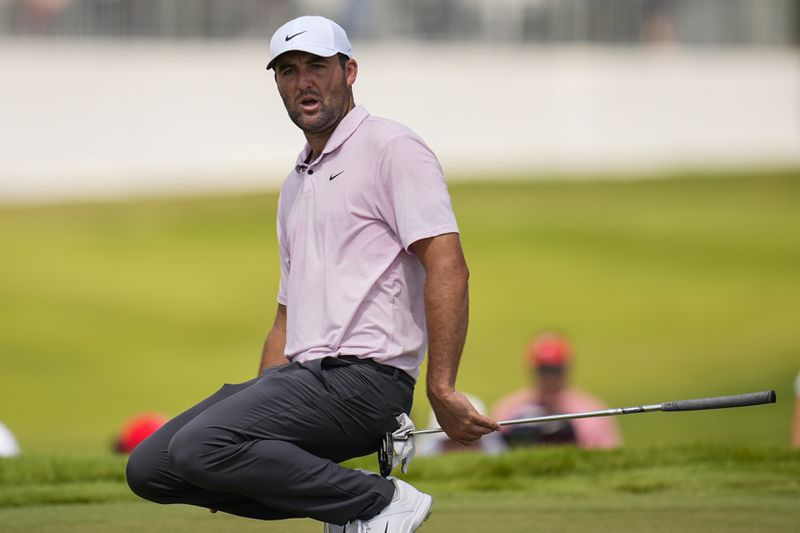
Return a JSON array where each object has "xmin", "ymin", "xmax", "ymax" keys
[{"xmin": 377, "ymin": 432, "xmax": 394, "ymax": 477}]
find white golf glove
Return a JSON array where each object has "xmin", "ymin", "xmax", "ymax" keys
[{"xmin": 391, "ymin": 413, "xmax": 416, "ymax": 474}]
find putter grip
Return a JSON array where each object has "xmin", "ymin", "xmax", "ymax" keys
[{"xmin": 661, "ymin": 390, "xmax": 776, "ymax": 412}]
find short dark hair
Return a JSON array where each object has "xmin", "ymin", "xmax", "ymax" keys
[{"xmin": 272, "ymin": 53, "xmax": 350, "ymax": 77}]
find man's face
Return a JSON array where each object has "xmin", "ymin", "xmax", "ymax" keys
[{"xmin": 273, "ymin": 51, "xmax": 356, "ymax": 135}]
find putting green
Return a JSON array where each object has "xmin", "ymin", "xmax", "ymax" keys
[
  {"xmin": 1, "ymin": 494, "xmax": 798, "ymax": 533},
  {"xmin": 1, "ymin": 445, "xmax": 799, "ymax": 532}
]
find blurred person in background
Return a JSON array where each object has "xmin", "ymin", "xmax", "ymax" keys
[
  {"xmin": 125, "ymin": 14, "xmax": 498, "ymax": 533},
  {"xmin": 416, "ymin": 394, "xmax": 506, "ymax": 457},
  {"xmin": 793, "ymin": 371, "xmax": 800, "ymax": 448},
  {"xmin": 641, "ymin": 0, "xmax": 677, "ymax": 44},
  {"xmin": 492, "ymin": 332, "xmax": 621, "ymax": 449},
  {"xmin": 113, "ymin": 413, "xmax": 167, "ymax": 454},
  {"xmin": 10, "ymin": 0, "xmax": 70, "ymax": 33},
  {"xmin": 0, "ymin": 421, "xmax": 21, "ymax": 457}
]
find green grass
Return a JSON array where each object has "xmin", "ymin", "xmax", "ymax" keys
[
  {"xmin": 2, "ymin": 495, "xmax": 798, "ymax": 533},
  {"xmin": 1, "ymin": 446, "xmax": 799, "ymax": 531},
  {"xmin": 1, "ymin": 171, "xmax": 799, "ymax": 452}
]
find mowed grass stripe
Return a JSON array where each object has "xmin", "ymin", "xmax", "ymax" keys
[
  {"xmin": 1, "ymin": 445, "xmax": 798, "ymax": 508},
  {"xmin": 1, "ymin": 446, "xmax": 799, "ymax": 532},
  {"xmin": 2, "ymin": 496, "xmax": 800, "ymax": 533}
]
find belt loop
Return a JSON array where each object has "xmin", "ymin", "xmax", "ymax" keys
[
  {"xmin": 307, "ymin": 358, "xmax": 332, "ymax": 393},
  {"xmin": 392, "ymin": 368, "xmax": 400, "ymax": 380}
]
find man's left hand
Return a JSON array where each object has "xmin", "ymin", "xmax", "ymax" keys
[{"xmin": 428, "ymin": 388, "xmax": 501, "ymax": 445}]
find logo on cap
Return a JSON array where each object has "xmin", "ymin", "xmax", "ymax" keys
[{"xmin": 285, "ymin": 30, "xmax": 307, "ymax": 42}]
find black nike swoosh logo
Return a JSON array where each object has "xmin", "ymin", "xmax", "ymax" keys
[
  {"xmin": 383, "ymin": 524, "xmax": 389, "ymax": 533},
  {"xmin": 285, "ymin": 31, "xmax": 307, "ymax": 41},
  {"xmin": 329, "ymin": 171, "xmax": 344, "ymax": 181}
]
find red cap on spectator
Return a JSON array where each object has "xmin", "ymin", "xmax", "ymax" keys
[
  {"xmin": 115, "ymin": 413, "xmax": 167, "ymax": 454},
  {"xmin": 527, "ymin": 333, "xmax": 572, "ymax": 367}
]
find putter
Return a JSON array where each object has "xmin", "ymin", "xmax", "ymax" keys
[{"xmin": 378, "ymin": 390, "xmax": 776, "ymax": 477}]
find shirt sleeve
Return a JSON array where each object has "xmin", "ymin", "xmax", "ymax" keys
[{"xmin": 374, "ymin": 134, "xmax": 459, "ymax": 251}]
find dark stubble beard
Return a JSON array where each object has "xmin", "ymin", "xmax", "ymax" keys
[{"xmin": 283, "ymin": 73, "xmax": 351, "ymax": 135}]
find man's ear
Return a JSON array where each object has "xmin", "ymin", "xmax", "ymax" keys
[{"xmin": 346, "ymin": 58, "xmax": 358, "ymax": 87}]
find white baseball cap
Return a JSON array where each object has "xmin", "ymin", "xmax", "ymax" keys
[{"xmin": 267, "ymin": 16, "xmax": 352, "ymax": 70}]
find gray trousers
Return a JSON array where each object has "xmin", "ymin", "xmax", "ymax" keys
[{"xmin": 125, "ymin": 356, "xmax": 414, "ymax": 525}]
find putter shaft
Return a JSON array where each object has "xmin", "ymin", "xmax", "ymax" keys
[
  {"xmin": 410, "ymin": 390, "xmax": 776, "ymax": 437},
  {"xmin": 381, "ymin": 390, "xmax": 775, "ymax": 477},
  {"xmin": 410, "ymin": 404, "xmax": 663, "ymax": 436}
]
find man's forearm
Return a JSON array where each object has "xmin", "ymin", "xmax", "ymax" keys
[
  {"xmin": 424, "ymin": 261, "xmax": 469, "ymax": 400},
  {"xmin": 258, "ymin": 304, "xmax": 289, "ymax": 374},
  {"xmin": 423, "ymin": 258, "xmax": 500, "ymax": 444},
  {"xmin": 413, "ymin": 233, "xmax": 499, "ymax": 443},
  {"xmin": 259, "ymin": 328, "xmax": 288, "ymax": 374}
]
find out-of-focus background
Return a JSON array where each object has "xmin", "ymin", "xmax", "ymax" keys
[
  {"xmin": 1, "ymin": 0, "xmax": 799, "ymax": 455},
  {"xmin": 2, "ymin": 0, "xmax": 799, "ymax": 201}
]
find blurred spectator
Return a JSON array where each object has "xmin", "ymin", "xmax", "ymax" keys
[
  {"xmin": 641, "ymin": 0, "xmax": 677, "ymax": 44},
  {"xmin": 492, "ymin": 333, "xmax": 621, "ymax": 449},
  {"xmin": 113, "ymin": 412, "xmax": 167, "ymax": 454},
  {"xmin": 0, "ymin": 421, "xmax": 21, "ymax": 457},
  {"xmin": 11, "ymin": 0, "xmax": 70, "ymax": 34},
  {"xmin": 793, "ymin": 371, "xmax": 800, "ymax": 448},
  {"xmin": 417, "ymin": 394, "xmax": 506, "ymax": 456}
]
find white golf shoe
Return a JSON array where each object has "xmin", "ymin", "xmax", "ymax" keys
[{"xmin": 344, "ymin": 477, "xmax": 433, "ymax": 532}]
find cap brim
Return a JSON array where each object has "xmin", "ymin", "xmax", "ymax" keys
[{"xmin": 267, "ymin": 45, "xmax": 342, "ymax": 70}]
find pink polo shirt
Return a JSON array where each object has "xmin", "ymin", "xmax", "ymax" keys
[{"xmin": 276, "ymin": 105, "xmax": 458, "ymax": 380}]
